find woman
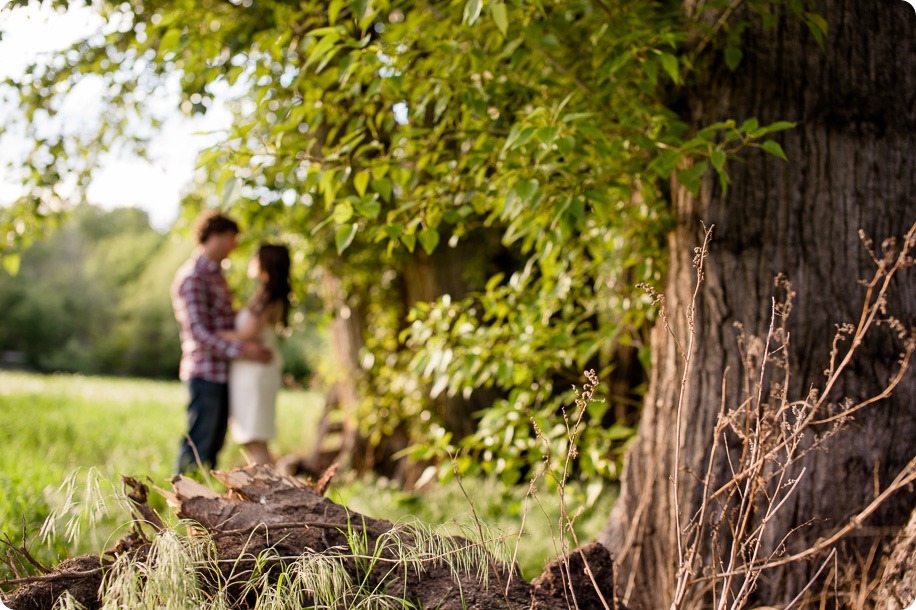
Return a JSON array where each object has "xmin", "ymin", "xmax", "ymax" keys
[{"xmin": 220, "ymin": 244, "xmax": 291, "ymax": 465}]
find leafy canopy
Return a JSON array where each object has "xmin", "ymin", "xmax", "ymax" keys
[{"xmin": 1, "ymin": 0, "xmax": 797, "ymax": 482}]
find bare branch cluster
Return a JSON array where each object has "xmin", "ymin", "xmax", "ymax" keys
[{"xmin": 668, "ymin": 223, "xmax": 916, "ymax": 609}]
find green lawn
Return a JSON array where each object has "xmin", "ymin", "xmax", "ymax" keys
[
  {"xmin": 0, "ymin": 371, "xmax": 615, "ymax": 583},
  {"xmin": 0, "ymin": 371, "xmax": 324, "ymax": 572}
]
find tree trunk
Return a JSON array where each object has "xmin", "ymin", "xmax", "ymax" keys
[
  {"xmin": 312, "ymin": 268, "xmax": 366, "ymax": 472},
  {"xmin": 400, "ymin": 239, "xmax": 501, "ymax": 440},
  {"xmin": 600, "ymin": 1, "xmax": 916, "ymax": 607},
  {"xmin": 314, "ymin": 237, "xmax": 499, "ymax": 483},
  {"xmin": 873, "ymin": 507, "xmax": 916, "ymax": 609}
]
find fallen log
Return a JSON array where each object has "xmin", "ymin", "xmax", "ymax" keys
[{"xmin": 2, "ymin": 465, "xmax": 620, "ymax": 609}]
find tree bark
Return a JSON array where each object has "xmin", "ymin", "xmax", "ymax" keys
[
  {"xmin": 314, "ymin": 236, "xmax": 501, "ymax": 484},
  {"xmin": 873, "ymin": 508, "xmax": 916, "ymax": 609},
  {"xmin": 399, "ymin": 239, "xmax": 502, "ymax": 440},
  {"xmin": 600, "ymin": 1, "xmax": 916, "ymax": 607}
]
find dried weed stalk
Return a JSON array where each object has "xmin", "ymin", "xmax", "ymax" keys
[
  {"xmin": 666, "ymin": 223, "xmax": 915, "ymax": 610},
  {"xmin": 520, "ymin": 369, "xmax": 614, "ymax": 610}
]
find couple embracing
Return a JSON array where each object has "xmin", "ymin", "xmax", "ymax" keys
[{"xmin": 170, "ymin": 210, "xmax": 292, "ymax": 473}]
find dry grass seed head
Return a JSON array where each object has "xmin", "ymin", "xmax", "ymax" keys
[
  {"xmin": 54, "ymin": 591, "xmax": 88, "ymax": 610},
  {"xmin": 40, "ymin": 468, "xmax": 132, "ymax": 547},
  {"xmin": 290, "ymin": 553, "xmax": 353, "ymax": 608}
]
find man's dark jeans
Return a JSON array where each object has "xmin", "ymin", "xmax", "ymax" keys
[{"xmin": 176, "ymin": 377, "xmax": 229, "ymax": 474}]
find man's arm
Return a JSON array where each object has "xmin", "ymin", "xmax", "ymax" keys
[
  {"xmin": 179, "ymin": 275, "xmax": 245, "ymax": 360},
  {"xmin": 180, "ymin": 276, "xmax": 272, "ymax": 363},
  {"xmin": 240, "ymin": 341, "xmax": 272, "ymax": 362}
]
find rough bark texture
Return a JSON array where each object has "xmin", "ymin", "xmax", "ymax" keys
[
  {"xmin": 2, "ymin": 466, "xmax": 620, "ymax": 610},
  {"xmin": 600, "ymin": 1, "xmax": 916, "ymax": 608},
  {"xmin": 318, "ymin": 268, "xmax": 367, "ymax": 471},
  {"xmin": 873, "ymin": 508, "xmax": 916, "ymax": 609}
]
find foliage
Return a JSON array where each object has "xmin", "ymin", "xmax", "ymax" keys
[
  {"xmin": 1, "ymin": 0, "xmax": 798, "ymax": 481},
  {"xmin": 0, "ymin": 204, "xmax": 183, "ymax": 376}
]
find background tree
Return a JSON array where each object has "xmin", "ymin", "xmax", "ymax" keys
[
  {"xmin": 0, "ymin": 204, "xmax": 183, "ymax": 376},
  {"xmin": 1, "ymin": 0, "xmax": 792, "ymax": 484},
  {"xmin": 600, "ymin": 0, "xmax": 915, "ymax": 607}
]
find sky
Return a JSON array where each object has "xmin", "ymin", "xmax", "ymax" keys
[{"xmin": 0, "ymin": 1, "xmax": 231, "ymax": 230}]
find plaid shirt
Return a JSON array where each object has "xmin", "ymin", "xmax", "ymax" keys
[{"xmin": 171, "ymin": 253, "xmax": 243, "ymax": 383}]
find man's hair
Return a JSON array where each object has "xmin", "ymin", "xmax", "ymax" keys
[{"xmin": 194, "ymin": 210, "xmax": 239, "ymax": 244}]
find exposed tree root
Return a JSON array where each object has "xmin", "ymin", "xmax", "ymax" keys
[{"xmin": 2, "ymin": 465, "xmax": 620, "ymax": 609}]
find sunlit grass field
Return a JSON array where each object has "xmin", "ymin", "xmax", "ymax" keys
[{"xmin": 0, "ymin": 371, "xmax": 615, "ymax": 582}]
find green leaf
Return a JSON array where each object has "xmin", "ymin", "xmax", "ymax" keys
[
  {"xmin": 805, "ymin": 12, "xmax": 828, "ymax": 50},
  {"xmin": 335, "ymin": 223, "xmax": 358, "ymax": 253},
  {"xmin": 642, "ymin": 56, "xmax": 658, "ymax": 84},
  {"xmin": 354, "ymin": 170, "xmax": 370, "ymax": 197},
  {"xmin": 718, "ymin": 168, "xmax": 731, "ymax": 194},
  {"xmin": 305, "ymin": 32, "xmax": 340, "ymax": 70},
  {"xmin": 536, "ymin": 126, "xmax": 559, "ymax": 147},
  {"xmin": 724, "ymin": 46, "xmax": 743, "ymax": 71},
  {"xmin": 485, "ymin": 273, "xmax": 505, "ymax": 292},
  {"xmin": 463, "ymin": 0, "xmax": 482, "ymax": 25},
  {"xmin": 648, "ymin": 149, "xmax": 681, "ymax": 179},
  {"xmin": 756, "ymin": 121, "xmax": 797, "ymax": 136},
  {"xmin": 740, "ymin": 117, "xmax": 760, "ymax": 133},
  {"xmin": 355, "ymin": 198, "xmax": 381, "ymax": 219},
  {"xmin": 556, "ymin": 135, "xmax": 576, "ymax": 158},
  {"xmin": 2, "ymin": 253, "xmax": 20, "ymax": 276},
  {"xmin": 370, "ymin": 177, "xmax": 393, "ymax": 202},
  {"xmin": 659, "ymin": 53, "xmax": 680, "ymax": 84},
  {"xmin": 319, "ymin": 170, "xmax": 338, "ymax": 208},
  {"xmin": 677, "ymin": 161, "xmax": 709, "ymax": 196},
  {"xmin": 352, "ymin": 0, "xmax": 371, "ymax": 25},
  {"xmin": 760, "ymin": 140, "xmax": 788, "ymax": 161},
  {"xmin": 383, "ymin": 223, "xmax": 403, "ymax": 239},
  {"xmin": 195, "ymin": 147, "xmax": 222, "ymax": 170},
  {"xmin": 710, "ymin": 149, "xmax": 726, "ymax": 173},
  {"xmin": 503, "ymin": 126, "xmax": 536, "ymax": 151},
  {"xmin": 491, "ymin": 3, "xmax": 509, "ymax": 36},
  {"xmin": 418, "ymin": 228, "xmax": 440, "ymax": 254},
  {"xmin": 220, "ymin": 175, "xmax": 241, "ymax": 208},
  {"xmin": 333, "ymin": 202, "xmax": 354, "ymax": 223},
  {"xmin": 514, "ymin": 179, "xmax": 538, "ymax": 203},
  {"xmin": 157, "ymin": 28, "xmax": 182, "ymax": 58},
  {"xmin": 217, "ymin": 167, "xmax": 237, "ymax": 206},
  {"xmin": 307, "ymin": 26, "xmax": 342, "ymax": 38},
  {"xmin": 355, "ymin": 0, "xmax": 376, "ymax": 30},
  {"xmin": 400, "ymin": 232, "xmax": 417, "ymax": 253},
  {"xmin": 426, "ymin": 207, "xmax": 442, "ymax": 230},
  {"xmin": 559, "ymin": 112, "xmax": 595, "ymax": 123},
  {"xmin": 328, "ymin": 0, "xmax": 345, "ymax": 25}
]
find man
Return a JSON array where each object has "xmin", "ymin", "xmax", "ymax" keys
[{"xmin": 171, "ymin": 210, "xmax": 271, "ymax": 473}]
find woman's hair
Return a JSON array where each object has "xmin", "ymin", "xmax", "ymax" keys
[{"xmin": 252, "ymin": 244, "xmax": 292, "ymax": 327}]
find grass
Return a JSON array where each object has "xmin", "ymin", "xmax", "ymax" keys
[
  {"xmin": 0, "ymin": 371, "xmax": 324, "ymax": 573},
  {"xmin": 0, "ymin": 371, "xmax": 615, "ymax": 584},
  {"xmin": 333, "ymin": 473, "xmax": 615, "ymax": 580}
]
